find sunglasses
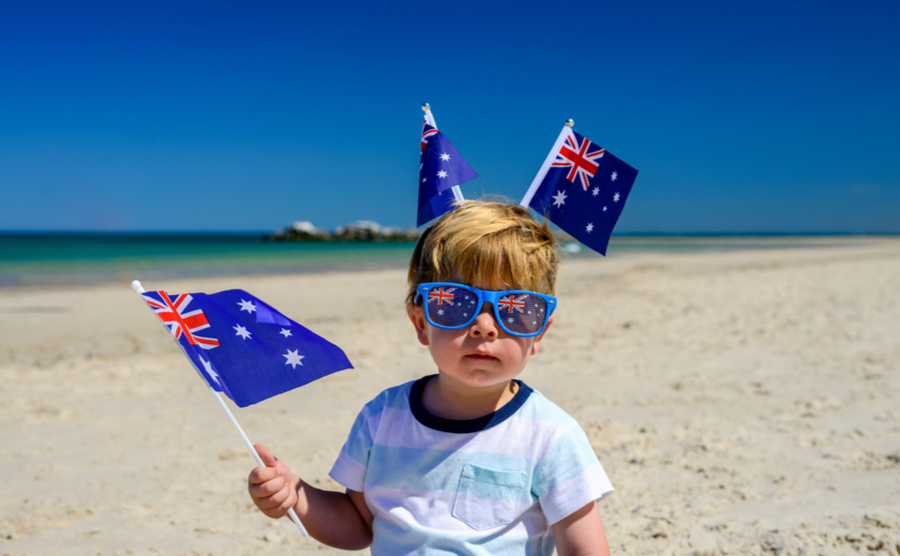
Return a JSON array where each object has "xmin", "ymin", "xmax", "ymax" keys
[{"xmin": 415, "ymin": 282, "xmax": 557, "ymax": 338}]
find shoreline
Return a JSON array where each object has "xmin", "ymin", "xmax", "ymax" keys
[{"xmin": 1, "ymin": 235, "xmax": 895, "ymax": 291}]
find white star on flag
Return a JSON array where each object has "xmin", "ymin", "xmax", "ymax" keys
[
  {"xmin": 603, "ymin": 206, "xmax": 608, "ymax": 212},
  {"xmin": 234, "ymin": 324, "xmax": 252, "ymax": 340},
  {"xmin": 592, "ymin": 187, "xmax": 600, "ymax": 197},
  {"xmin": 238, "ymin": 299, "xmax": 256, "ymax": 313},
  {"xmin": 437, "ymin": 170, "xmax": 448, "ymax": 179},
  {"xmin": 283, "ymin": 349, "xmax": 305, "ymax": 369},
  {"xmin": 279, "ymin": 328, "xmax": 292, "ymax": 338},
  {"xmin": 200, "ymin": 357, "xmax": 220, "ymax": 385},
  {"xmin": 440, "ymin": 153, "xmax": 451, "ymax": 161},
  {"xmin": 586, "ymin": 223, "xmax": 594, "ymax": 233},
  {"xmin": 552, "ymin": 190, "xmax": 567, "ymax": 208},
  {"xmin": 611, "ymin": 171, "xmax": 618, "ymax": 182},
  {"xmin": 613, "ymin": 192, "xmax": 621, "ymax": 202}
]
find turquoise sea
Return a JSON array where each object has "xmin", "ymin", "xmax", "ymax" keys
[{"xmin": 0, "ymin": 232, "xmax": 877, "ymax": 288}]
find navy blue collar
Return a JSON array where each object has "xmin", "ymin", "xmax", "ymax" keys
[{"xmin": 409, "ymin": 375, "xmax": 533, "ymax": 433}]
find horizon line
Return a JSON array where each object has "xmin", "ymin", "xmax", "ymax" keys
[{"xmin": 2, "ymin": 230, "xmax": 898, "ymax": 237}]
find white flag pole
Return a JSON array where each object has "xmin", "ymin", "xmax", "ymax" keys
[
  {"xmin": 520, "ymin": 119, "xmax": 575, "ymax": 208},
  {"xmin": 131, "ymin": 280, "xmax": 309, "ymax": 537},
  {"xmin": 422, "ymin": 103, "xmax": 464, "ymax": 202}
]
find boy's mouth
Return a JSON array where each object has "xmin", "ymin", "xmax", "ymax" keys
[{"xmin": 466, "ymin": 353, "xmax": 498, "ymax": 361}]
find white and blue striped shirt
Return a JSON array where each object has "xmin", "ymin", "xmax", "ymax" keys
[{"xmin": 329, "ymin": 376, "xmax": 614, "ymax": 556}]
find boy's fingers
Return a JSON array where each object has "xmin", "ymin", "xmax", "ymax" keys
[
  {"xmin": 264, "ymin": 486, "xmax": 291, "ymax": 509},
  {"xmin": 257, "ymin": 484, "xmax": 294, "ymax": 513},
  {"xmin": 279, "ymin": 494, "xmax": 297, "ymax": 513},
  {"xmin": 250, "ymin": 476, "xmax": 286, "ymax": 497},
  {"xmin": 248, "ymin": 465, "xmax": 279, "ymax": 485},
  {"xmin": 274, "ymin": 459, "xmax": 292, "ymax": 477},
  {"xmin": 254, "ymin": 443, "xmax": 277, "ymax": 467}
]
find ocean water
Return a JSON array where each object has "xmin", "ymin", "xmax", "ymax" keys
[
  {"xmin": 0, "ymin": 232, "xmax": 868, "ymax": 288},
  {"xmin": 0, "ymin": 233, "xmax": 420, "ymax": 288}
]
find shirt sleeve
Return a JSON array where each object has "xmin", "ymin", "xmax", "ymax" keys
[
  {"xmin": 329, "ymin": 407, "xmax": 374, "ymax": 492},
  {"xmin": 532, "ymin": 420, "xmax": 614, "ymax": 525}
]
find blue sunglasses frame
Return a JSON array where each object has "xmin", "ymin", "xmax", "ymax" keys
[{"xmin": 415, "ymin": 282, "xmax": 557, "ymax": 338}]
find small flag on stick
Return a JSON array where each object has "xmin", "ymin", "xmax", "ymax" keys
[
  {"xmin": 140, "ymin": 288, "xmax": 353, "ymax": 407},
  {"xmin": 521, "ymin": 123, "xmax": 638, "ymax": 255},
  {"xmin": 417, "ymin": 104, "xmax": 478, "ymax": 226}
]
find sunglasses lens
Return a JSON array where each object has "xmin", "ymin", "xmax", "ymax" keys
[
  {"xmin": 496, "ymin": 294, "xmax": 549, "ymax": 336},
  {"xmin": 425, "ymin": 286, "xmax": 479, "ymax": 328}
]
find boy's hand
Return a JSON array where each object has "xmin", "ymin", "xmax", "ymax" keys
[{"xmin": 248, "ymin": 443, "xmax": 298, "ymax": 519}]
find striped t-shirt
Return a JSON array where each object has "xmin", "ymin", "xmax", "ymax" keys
[{"xmin": 329, "ymin": 376, "xmax": 614, "ymax": 556}]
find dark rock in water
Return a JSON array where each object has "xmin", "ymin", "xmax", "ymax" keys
[{"xmin": 265, "ymin": 220, "xmax": 420, "ymax": 242}]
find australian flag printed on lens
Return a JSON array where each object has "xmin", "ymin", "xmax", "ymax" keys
[
  {"xmin": 141, "ymin": 289, "xmax": 353, "ymax": 407},
  {"xmin": 418, "ymin": 122, "xmax": 478, "ymax": 226},
  {"xmin": 528, "ymin": 129, "xmax": 638, "ymax": 255}
]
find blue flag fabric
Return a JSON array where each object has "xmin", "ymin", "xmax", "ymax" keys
[
  {"xmin": 527, "ymin": 129, "xmax": 638, "ymax": 255},
  {"xmin": 418, "ymin": 123, "xmax": 478, "ymax": 226},
  {"xmin": 140, "ymin": 289, "xmax": 353, "ymax": 407}
]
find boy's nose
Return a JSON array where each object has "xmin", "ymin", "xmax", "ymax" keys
[{"xmin": 469, "ymin": 303, "xmax": 499, "ymax": 339}]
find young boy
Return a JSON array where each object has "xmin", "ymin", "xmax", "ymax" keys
[{"xmin": 249, "ymin": 201, "xmax": 614, "ymax": 555}]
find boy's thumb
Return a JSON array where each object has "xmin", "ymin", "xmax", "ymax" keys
[{"xmin": 254, "ymin": 443, "xmax": 277, "ymax": 467}]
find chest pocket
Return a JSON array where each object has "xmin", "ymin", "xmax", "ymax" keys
[{"xmin": 452, "ymin": 463, "xmax": 527, "ymax": 530}]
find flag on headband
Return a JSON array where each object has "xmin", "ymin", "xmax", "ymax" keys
[
  {"xmin": 140, "ymin": 289, "xmax": 353, "ymax": 407},
  {"xmin": 418, "ymin": 121, "xmax": 478, "ymax": 226},
  {"xmin": 522, "ymin": 127, "xmax": 638, "ymax": 255}
]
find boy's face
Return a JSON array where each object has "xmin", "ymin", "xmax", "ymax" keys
[{"xmin": 407, "ymin": 278, "xmax": 553, "ymax": 390}]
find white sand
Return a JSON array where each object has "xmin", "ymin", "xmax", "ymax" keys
[{"xmin": 1, "ymin": 238, "xmax": 898, "ymax": 556}]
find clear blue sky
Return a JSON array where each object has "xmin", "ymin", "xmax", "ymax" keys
[{"xmin": 2, "ymin": 1, "xmax": 898, "ymax": 233}]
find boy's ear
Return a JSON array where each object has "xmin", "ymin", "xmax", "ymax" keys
[
  {"xmin": 407, "ymin": 304, "xmax": 430, "ymax": 346},
  {"xmin": 529, "ymin": 315, "xmax": 553, "ymax": 356}
]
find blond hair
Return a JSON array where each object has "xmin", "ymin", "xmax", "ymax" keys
[{"xmin": 406, "ymin": 200, "xmax": 559, "ymax": 305}]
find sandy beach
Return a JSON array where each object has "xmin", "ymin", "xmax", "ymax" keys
[{"xmin": 1, "ymin": 237, "xmax": 898, "ymax": 556}]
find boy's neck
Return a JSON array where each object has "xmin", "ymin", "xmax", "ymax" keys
[{"xmin": 422, "ymin": 374, "xmax": 520, "ymax": 421}]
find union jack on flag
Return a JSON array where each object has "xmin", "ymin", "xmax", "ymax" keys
[
  {"xmin": 421, "ymin": 122, "xmax": 439, "ymax": 152},
  {"xmin": 551, "ymin": 131, "xmax": 606, "ymax": 191},
  {"xmin": 139, "ymin": 288, "xmax": 353, "ymax": 407},
  {"xmin": 143, "ymin": 291, "xmax": 221, "ymax": 349}
]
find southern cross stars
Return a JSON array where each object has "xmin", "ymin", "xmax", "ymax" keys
[
  {"xmin": 279, "ymin": 328, "xmax": 292, "ymax": 338},
  {"xmin": 552, "ymin": 190, "xmax": 567, "ymax": 208},
  {"xmin": 592, "ymin": 187, "xmax": 600, "ymax": 197},
  {"xmin": 611, "ymin": 171, "xmax": 618, "ymax": 182},
  {"xmin": 283, "ymin": 349, "xmax": 305, "ymax": 369},
  {"xmin": 238, "ymin": 299, "xmax": 256, "ymax": 313},
  {"xmin": 613, "ymin": 192, "xmax": 621, "ymax": 203},
  {"xmin": 200, "ymin": 356, "xmax": 220, "ymax": 385},
  {"xmin": 234, "ymin": 325, "xmax": 252, "ymax": 340},
  {"xmin": 586, "ymin": 223, "xmax": 594, "ymax": 233},
  {"xmin": 440, "ymin": 153, "xmax": 451, "ymax": 161},
  {"xmin": 437, "ymin": 170, "xmax": 448, "ymax": 179}
]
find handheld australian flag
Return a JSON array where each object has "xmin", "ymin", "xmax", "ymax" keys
[
  {"xmin": 522, "ymin": 126, "xmax": 638, "ymax": 255},
  {"xmin": 418, "ymin": 121, "xmax": 478, "ymax": 227},
  {"xmin": 140, "ymin": 289, "xmax": 353, "ymax": 407}
]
